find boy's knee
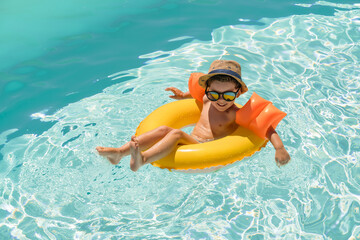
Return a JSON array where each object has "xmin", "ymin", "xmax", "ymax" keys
[
  {"xmin": 158, "ymin": 126, "xmax": 172, "ymax": 134},
  {"xmin": 169, "ymin": 129, "xmax": 183, "ymax": 139}
]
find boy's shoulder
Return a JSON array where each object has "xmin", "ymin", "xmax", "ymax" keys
[{"xmin": 229, "ymin": 104, "xmax": 241, "ymax": 116}]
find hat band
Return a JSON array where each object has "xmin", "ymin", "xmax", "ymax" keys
[{"xmin": 208, "ymin": 69, "xmax": 242, "ymax": 81}]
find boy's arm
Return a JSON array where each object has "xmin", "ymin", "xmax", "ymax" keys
[
  {"xmin": 165, "ymin": 87, "xmax": 192, "ymax": 100},
  {"xmin": 182, "ymin": 91, "xmax": 192, "ymax": 98},
  {"xmin": 266, "ymin": 126, "xmax": 291, "ymax": 166}
]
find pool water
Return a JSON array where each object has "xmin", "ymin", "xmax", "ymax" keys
[{"xmin": 1, "ymin": 0, "xmax": 360, "ymax": 239}]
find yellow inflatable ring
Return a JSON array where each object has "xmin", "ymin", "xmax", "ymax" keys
[{"xmin": 135, "ymin": 99, "xmax": 268, "ymax": 173}]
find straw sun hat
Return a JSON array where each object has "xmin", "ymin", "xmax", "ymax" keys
[{"xmin": 198, "ymin": 60, "xmax": 248, "ymax": 93}]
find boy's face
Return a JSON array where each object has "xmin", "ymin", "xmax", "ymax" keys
[{"xmin": 207, "ymin": 80, "xmax": 240, "ymax": 112}]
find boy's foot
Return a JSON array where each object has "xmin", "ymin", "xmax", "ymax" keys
[
  {"xmin": 96, "ymin": 146, "xmax": 124, "ymax": 165},
  {"xmin": 130, "ymin": 136, "xmax": 144, "ymax": 172}
]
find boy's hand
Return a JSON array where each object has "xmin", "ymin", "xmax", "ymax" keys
[
  {"xmin": 275, "ymin": 147, "xmax": 291, "ymax": 167},
  {"xmin": 165, "ymin": 87, "xmax": 185, "ymax": 99}
]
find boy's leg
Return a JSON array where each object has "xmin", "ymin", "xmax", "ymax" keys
[
  {"xmin": 96, "ymin": 126, "xmax": 174, "ymax": 165},
  {"xmin": 130, "ymin": 129, "xmax": 198, "ymax": 171}
]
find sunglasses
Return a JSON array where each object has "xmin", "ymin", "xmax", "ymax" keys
[{"xmin": 205, "ymin": 88, "xmax": 240, "ymax": 102}]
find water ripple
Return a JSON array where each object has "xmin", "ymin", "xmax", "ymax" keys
[{"xmin": 1, "ymin": 4, "xmax": 360, "ymax": 239}]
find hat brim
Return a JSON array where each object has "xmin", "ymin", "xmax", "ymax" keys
[{"xmin": 198, "ymin": 73, "xmax": 248, "ymax": 94}]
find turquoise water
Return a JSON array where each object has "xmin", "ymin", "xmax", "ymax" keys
[{"xmin": 1, "ymin": 0, "xmax": 360, "ymax": 239}]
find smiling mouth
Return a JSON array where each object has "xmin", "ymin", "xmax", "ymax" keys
[{"xmin": 217, "ymin": 103, "xmax": 226, "ymax": 107}]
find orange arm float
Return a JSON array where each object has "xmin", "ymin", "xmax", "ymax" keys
[
  {"xmin": 188, "ymin": 72, "xmax": 205, "ymax": 103},
  {"xmin": 236, "ymin": 92, "xmax": 287, "ymax": 139}
]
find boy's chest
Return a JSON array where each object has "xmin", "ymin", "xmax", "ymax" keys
[
  {"xmin": 208, "ymin": 114, "xmax": 234, "ymax": 133},
  {"xmin": 205, "ymin": 108, "xmax": 237, "ymax": 136}
]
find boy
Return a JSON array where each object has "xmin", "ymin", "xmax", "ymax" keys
[{"xmin": 96, "ymin": 60, "xmax": 290, "ymax": 171}]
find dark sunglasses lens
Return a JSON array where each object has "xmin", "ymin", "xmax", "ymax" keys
[
  {"xmin": 223, "ymin": 92, "xmax": 236, "ymax": 101},
  {"xmin": 207, "ymin": 91, "xmax": 219, "ymax": 101}
]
